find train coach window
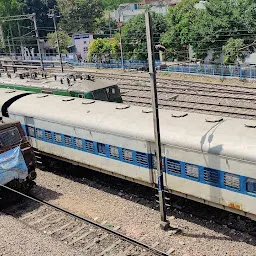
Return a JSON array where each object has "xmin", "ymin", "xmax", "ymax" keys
[
  {"xmin": 246, "ymin": 178, "xmax": 256, "ymax": 194},
  {"xmin": 122, "ymin": 149, "xmax": 133, "ymax": 162},
  {"xmin": 0, "ymin": 127, "xmax": 21, "ymax": 147},
  {"xmin": 27, "ymin": 126, "xmax": 35, "ymax": 137},
  {"xmin": 136, "ymin": 152, "xmax": 148, "ymax": 167},
  {"xmin": 64, "ymin": 135, "xmax": 73, "ymax": 147},
  {"xmin": 85, "ymin": 140, "xmax": 94, "ymax": 152},
  {"xmin": 224, "ymin": 173, "xmax": 240, "ymax": 190},
  {"xmin": 185, "ymin": 164, "xmax": 199, "ymax": 179},
  {"xmin": 45, "ymin": 131, "xmax": 53, "ymax": 142},
  {"xmin": 54, "ymin": 133, "xmax": 62, "ymax": 144},
  {"xmin": 36, "ymin": 128, "xmax": 43, "ymax": 139},
  {"xmin": 109, "ymin": 146, "xmax": 119, "ymax": 158},
  {"xmin": 203, "ymin": 168, "xmax": 219, "ymax": 185},
  {"xmin": 74, "ymin": 138, "xmax": 83, "ymax": 149},
  {"xmin": 166, "ymin": 159, "xmax": 181, "ymax": 175},
  {"xmin": 97, "ymin": 143, "xmax": 106, "ymax": 155}
]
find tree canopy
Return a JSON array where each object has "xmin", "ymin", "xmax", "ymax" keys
[
  {"xmin": 57, "ymin": 0, "xmax": 103, "ymax": 33},
  {"xmin": 47, "ymin": 30, "xmax": 72, "ymax": 53},
  {"xmin": 121, "ymin": 13, "xmax": 166, "ymax": 60},
  {"xmin": 160, "ymin": 0, "xmax": 200, "ymax": 60},
  {"xmin": 22, "ymin": 0, "xmax": 57, "ymax": 37},
  {"xmin": 189, "ymin": 0, "xmax": 256, "ymax": 62},
  {"xmin": 88, "ymin": 38, "xmax": 119, "ymax": 62}
]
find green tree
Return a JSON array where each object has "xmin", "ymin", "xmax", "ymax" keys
[
  {"xmin": 189, "ymin": 0, "xmax": 256, "ymax": 61},
  {"xmin": 223, "ymin": 38, "xmax": 247, "ymax": 64},
  {"xmin": 47, "ymin": 30, "xmax": 72, "ymax": 53},
  {"xmin": 121, "ymin": 12, "xmax": 166, "ymax": 60},
  {"xmin": 57, "ymin": 0, "xmax": 103, "ymax": 33},
  {"xmin": 94, "ymin": 16, "xmax": 118, "ymax": 36},
  {"xmin": 23, "ymin": 0, "xmax": 57, "ymax": 37},
  {"xmin": 88, "ymin": 38, "xmax": 119, "ymax": 62},
  {"xmin": 160, "ymin": 0, "xmax": 200, "ymax": 61},
  {"xmin": 0, "ymin": 0, "xmax": 22, "ymax": 16}
]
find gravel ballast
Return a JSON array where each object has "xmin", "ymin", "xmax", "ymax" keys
[
  {"xmin": 28, "ymin": 168, "xmax": 256, "ymax": 256},
  {"xmin": 0, "ymin": 212, "xmax": 84, "ymax": 256}
]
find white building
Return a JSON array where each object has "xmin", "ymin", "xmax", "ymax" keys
[
  {"xmin": 110, "ymin": 3, "xmax": 168, "ymax": 23},
  {"xmin": 73, "ymin": 33, "xmax": 94, "ymax": 61}
]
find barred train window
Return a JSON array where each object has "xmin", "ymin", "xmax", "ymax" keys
[
  {"xmin": 97, "ymin": 143, "xmax": 106, "ymax": 155},
  {"xmin": 85, "ymin": 140, "xmax": 94, "ymax": 152},
  {"xmin": 0, "ymin": 127, "xmax": 21, "ymax": 147},
  {"xmin": 247, "ymin": 178, "xmax": 256, "ymax": 194},
  {"xmin": 54, "ymin": 133, "xmax": 62, "ymax": 144},
  {"xmin": 136, "ymin": 152, "xmax": 148, "ymax": 167},
  {"xmin": 185, "ymin": 164, "xmax": 199, "ymax": 179},
  {"xmin": 109, "ymin": 145, "xmax": 119, "ymax": 158},
  {"xmin": 45, "ymin": 130, "xmax": 52, "ymax": 141},
  {"xmin": 27, "ymin": 126, "xmax": 35, "ymax": 137},
  {"xmin": 64, "ymin": 135, "xmax": 72, "ymax": 147},
  {"xmin": 224, "ymin": 173, "xmax": 240, "ymax": 190},
  {"xmin": 122, "ymin": 149, "xmax": 133, "ymax": 162},
  {"xmin": 74, "ymin": 138, "xmax": 83, "ymax": 149},
  {"xmin": 36, "ymin": 128, "xmax": 43, "ymax": 139}
]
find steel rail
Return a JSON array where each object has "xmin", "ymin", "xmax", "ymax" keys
[
  {"xmin": 120, "ymin": 84, "xmax": 256, "ymax": 101},
  {"xmin": 122, "ymin": 94, "xmax": 256, "ymax": 112},
  {"xmin": 0, "ymin": 184, "xmax": 169, "ymax": 256},
  {"xmin": 122, "ymin": 96, "xmax": 256, "ymax": 119},
  {"xmin": 81, "ymin": 70, "xmax": 256, "ymax": 91}
]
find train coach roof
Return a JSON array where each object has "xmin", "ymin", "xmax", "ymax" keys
[
  {"xmin": 7, "ymin": 93, "xmax": 256, "ymax": 162},
  {"xmin": 0, "ymin": 76, "xmax": 117, "ymax": 92},
  {"xmin": 0, "ymin": 88, "xmax": 32, "ymax": 110}
]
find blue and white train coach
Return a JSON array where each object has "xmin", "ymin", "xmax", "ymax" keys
[{"xmin": 0, "ymin": 88, "xmax": 255, "ymax": 220}]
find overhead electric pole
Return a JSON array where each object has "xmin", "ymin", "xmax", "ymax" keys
[
  {"xmin": 0, "ymin": 14, "xmax": 44, "ymax": 70},
  {"xmin": 145, "ymin": 11, "xmax": 169, "ymax": 231},
  {"xmin": 32, "ymin": 13, "xmax": 44, "ymax": 71},
  {"xmin": 48, "ymin": 9, "xmax": 64, "ymax": 73},
  {"xmin": 117, "ymin": 9, "xmax": 124, "ymax": 70}
]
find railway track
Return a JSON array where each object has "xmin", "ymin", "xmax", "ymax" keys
[
  {"xmin": 120, "ymin": 83, "xmax": 256, "ymax": 101},
  {"xmin": 122, "ymin": 95, "xmax": 256, "ymax": 119},
  {"xmin": 76, "ymin": 70, "xmax": 256, "ymax": 119},
  {"xmin": 2, "ymin": 186, "xmax": 172, "ymax": 256},
  {"xmin": 82, "ymin": 70, "xmax": 256, "ymax": 94}
]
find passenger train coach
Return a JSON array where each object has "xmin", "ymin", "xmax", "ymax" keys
[{"xmin": 0, "ymin": 88, "xmax": 255, "ymax": 220}]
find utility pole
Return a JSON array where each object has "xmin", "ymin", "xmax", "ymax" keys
[
  {"xmin": 7, "ymin": 36, "xmax": 13, "ymax": 65},
  {"xmin": 117, "ymin": 9, "xmax": 124, "ymax": 70},
  {"xmin": 9, "ymin": 26, "xmax": 15, "ymax": 57},
  {"xmin": 145, "ymin": 11, "xmax": 169, "ymax": 230},
  {"xmin": 0, "ymin": 23, "xmax": 5, "ymax": 48},
  {"xmin": 48, "ymin": 9, "xmax": 63, "ymax": 73},
  {"xmin": 17, "ymin": 21, "xmax": 24, "ymax": 59},
  {"xmin": 32, "ymin": 13, "xmax": 44, "ymax": 71}
]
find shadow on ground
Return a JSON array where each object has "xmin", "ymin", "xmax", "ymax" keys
[
  {"xmin": 0, "ymin": 184, "xmax": 62, "ymax": 217},
  {"xmin": 36, "ymin": 156, "xmax": 256, "ymax": 246}
]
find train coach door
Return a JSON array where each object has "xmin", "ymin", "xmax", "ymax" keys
[
  {"xmin": 150, "ymin": 142, "xmax": 168, "ymax": 189},
  {"xmin": 24, "ymin": 117, "xmax": 37, "ymax": 148}
]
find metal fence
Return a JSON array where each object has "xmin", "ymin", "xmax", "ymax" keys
[{"xmin": 161, "ymin": 64, "xmax": 256, "ymax": 79}]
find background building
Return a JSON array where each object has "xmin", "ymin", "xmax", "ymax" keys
[{"xmin": 72, "ymin": 34, "xmax": 94, "ymax": 61}]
